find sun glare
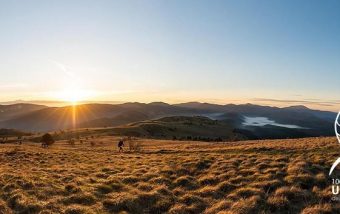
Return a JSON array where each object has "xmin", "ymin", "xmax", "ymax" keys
[{"xmin": 54, "ymin": 88, "xmax": 93, "ymax": 105}]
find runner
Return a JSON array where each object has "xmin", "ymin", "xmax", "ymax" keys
[{"xmin": 118, "ymin": 139, "xmax": 124, "ymax": 152}]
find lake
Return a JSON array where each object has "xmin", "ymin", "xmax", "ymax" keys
[{"xmin": 242, "ymin": 116, "xmax": 304, "ymax": 129}]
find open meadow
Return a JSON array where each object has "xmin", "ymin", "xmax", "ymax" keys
[{"xmin": 0, "ymin": 136, "xmax": 339, "ymax": 214}]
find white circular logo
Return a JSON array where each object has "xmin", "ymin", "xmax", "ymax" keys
[
  {"xmin": 329, "ymin": 111, "xmax": 340, "ymax": 175},
  {"xmin": 336, "ymin": 112, "xmax": 340, "ymax": 144}
]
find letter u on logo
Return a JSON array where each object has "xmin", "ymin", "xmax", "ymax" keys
[{"xmin": 333, "ymin": 185, "xmax": 340, "ymax": 194}]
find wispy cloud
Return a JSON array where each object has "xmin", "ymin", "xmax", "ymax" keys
[{"xmin": 47, "ymin": 59, "xmax": 76, "ymax": 78}]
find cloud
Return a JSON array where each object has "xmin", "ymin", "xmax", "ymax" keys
[{"xmin": 47, "ymin": 59, "xmax": 76, "ymax": 78}]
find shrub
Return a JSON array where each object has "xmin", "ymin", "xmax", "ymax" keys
[
  {"xmin": 68, "ymin": 139, "xmax": 75, "ymax": 146},
  {"xmin": 128, "ymin": 141, "xmax": 142, "ymax": 152},
  {"xmin": 41, "ymin": 133, "xmax": 55, "ymax": 148}
]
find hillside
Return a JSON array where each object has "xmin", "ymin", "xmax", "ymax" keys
[
  {"xmin": 0, "ymin": 103, "xmax": 47, "ymax": 121},
  {"xmin": 0, "ymin": 102, "xmax": 336, "ymax": 140},
  {"xmin": 0, "ymin": 136, "xmax": 338, "ymax": 213},
  {"xmin": 0, "ymin": 128, "xmax": 31, "ymax": 137},
  {"xmin": 111, "ymin": 116, "xmax": 244, "ymax": 141},
  {"xmin": 0, "ymin": 103, "xmax": 202, "ymax": 132},
  {"xmin": 65, "ymin": 113, "xmax": 334, "ymax": 141}
]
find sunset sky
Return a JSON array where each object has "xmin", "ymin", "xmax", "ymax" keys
[{"xmin": 0, "ymin": 0, "xmax": 339, "ymax": 111}]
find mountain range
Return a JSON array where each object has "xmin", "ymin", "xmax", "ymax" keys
[{"xmin": 0, "ymin": 102, "xmax": 336, "ymax": 140}]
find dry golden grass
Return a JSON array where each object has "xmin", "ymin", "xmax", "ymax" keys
[{"xmin": 0, "ymin": 136, "xmax": 339, "ymax": 213}]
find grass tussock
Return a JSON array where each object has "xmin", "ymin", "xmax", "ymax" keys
[{"xmin": 0, "ymin": 136, "xmax": 337, "ymax": 213}]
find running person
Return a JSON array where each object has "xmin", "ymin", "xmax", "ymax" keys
[{"xmin": 118, "ymin": 139, "xmax": 124, "ymax": 152}]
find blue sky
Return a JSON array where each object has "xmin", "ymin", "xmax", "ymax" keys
[{"xmin": 0, "ymin": 0, "xmax": 339, "ymax": 110}]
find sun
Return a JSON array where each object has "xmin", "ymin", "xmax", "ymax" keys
[
  {"xmin": 62, "ymin": 90, "xmax": 84, "ymax": 104},
  {"xmin": 55, "ymin": 88, "xmax": 93, "ymax": 105}
]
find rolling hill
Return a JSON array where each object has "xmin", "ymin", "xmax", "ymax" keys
[
  {"xmin": 0, "ymin": 103, "xmax": 47, "ymax": 121},
  {"xmin": 0, "ymin": 128, "xmax": 31, "ymax": 137},
  {"xmin": 0, "ymin": 103, "xmax": 203, "ymax": 131},
  {"xmin": 0, "ymin": 102, "xmax": 336, "ymax": 140},
  {"xmin": 110, "ymin": 116, "xmax": 244, "ymax": 141}
]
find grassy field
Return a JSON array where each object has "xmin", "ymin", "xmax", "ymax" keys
[{"xmin": 0, "ymin": 136, "xmax": 339, "ymax": 213}]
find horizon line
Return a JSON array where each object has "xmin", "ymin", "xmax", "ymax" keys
[{"xmin": 0, "ymin": 99, "xmax": 337, "ymax": 113}]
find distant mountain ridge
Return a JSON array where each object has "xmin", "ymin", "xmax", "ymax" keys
[
  {"xmin": 0, "ymin": 102, "xmax": 336, "ymax": 140},
  {"xmin": 0, "ymin": 103, "xmax": 47, "ymax": 122}
]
